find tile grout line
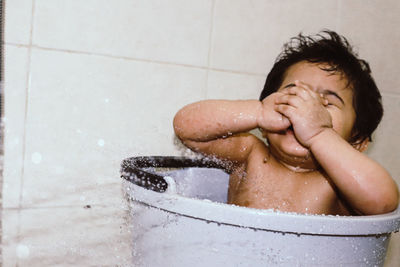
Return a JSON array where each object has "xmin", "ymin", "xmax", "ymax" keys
[
  {"xmin": 7, "ymin": 43, "xmax": 400, "ymax": 97},
  {"xmin": 3, "ymin": 41, "xmax": 267, "ymax": 78},
  {"xmin": 16, "ymin": 0, "xmax": 36, "ymax": 253},
  {"xmin": 3, "ymin": 204, "xmax": 113, "ymax": 210}
]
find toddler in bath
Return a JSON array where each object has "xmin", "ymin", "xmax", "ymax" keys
[{"xmin": 173, "ymin": 30, "xmax": 399, "ymax": 215}]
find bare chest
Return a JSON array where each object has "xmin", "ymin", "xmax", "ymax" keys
[{"xmin": 227, "ymin": 159, "xmax": 350, "ymax": 215}]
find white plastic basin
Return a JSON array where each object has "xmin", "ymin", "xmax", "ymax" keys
[{"xmin": 121, "ymin": 156, "xmax": 400, "ymax": 267}]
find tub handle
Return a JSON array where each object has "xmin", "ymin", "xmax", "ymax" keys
[
  {"xmin": 121, "ymin": 165, "xmax": 169, "ymax": 193},
  {"xmin": 120, "ymin": 156, "xmax": 227, "ymax": 193}
]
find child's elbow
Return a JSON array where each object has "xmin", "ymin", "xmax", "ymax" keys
[
  {"xmin": 365, "ymin": 188, "xmax": 399, "ymax": 215},
  {"xmin": 382, "ymin": 188, "xmax": 399, "ymax": 214},
  {"xmin": 173, "ymin": 111, "xmax": 187, "ymax": 139}
]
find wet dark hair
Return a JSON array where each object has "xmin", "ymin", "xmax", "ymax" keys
[{"xmin": 259, "ymin": 30, "xmax": 383, "ymax": 144}]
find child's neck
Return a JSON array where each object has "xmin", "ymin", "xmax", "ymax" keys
[
  {"xmin": 279, "ymin": 160, "xmax": 317, "ymax": 173},
  {"xmin": 269, "ymin": 147, "xmax": 319, "ymax": 173}
]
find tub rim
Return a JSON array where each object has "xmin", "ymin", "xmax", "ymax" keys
[{"xmin": 121, "ymin": 156, "xmax": 400, "ymax": 236}]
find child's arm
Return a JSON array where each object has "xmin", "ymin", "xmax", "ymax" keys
[
  {"xmin": 173, "ymin": 97, "xmax": 290, "ymax": 163},
  {"xmin": 309, "ymin": 128, "xmax": 399, "ymax": 215},
  {"xmin": 275, "ymin": 81, "xmax": 399, "ymax": 215}
]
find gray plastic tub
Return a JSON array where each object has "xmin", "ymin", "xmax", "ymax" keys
[{"xmin": 121, "ymin": 156, "xmax": 400, "ymax": 267}]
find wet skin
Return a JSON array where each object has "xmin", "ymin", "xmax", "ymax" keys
[
  {"xmin": 263, "ymin": 61, "xmax": 357, "ymax": 172},
  {"xmin": 227, "ymin": 61, "xmax": 358, "ymax": 214},
  {"xmin": 174, "ymin": 61, "xmax": 399, "ymax": 215}
]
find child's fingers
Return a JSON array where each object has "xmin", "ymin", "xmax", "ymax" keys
[
  {"xmin": 294, "ymin": 80, "xmax": 328, "ymax": 104},
  {"xmin": 294, "ymin": 80, "xmax": 317, "ymax": 95},
  {"xmin": 321, "ymin": 96, "xmax": 329, "ymax": 106},
  {"xmin": 275, "ymin": 94, "xmax": 302, "ymax": 108},
  {"xmin": 294, "ymin": 80, "xmax": 312, "ymax": 89},
  {"xmin": 285, "ymin": 86, "xmax": 312, "ymax": 101},
  {"xmin": 284, "ymin": 81, "xmax": 328, "ymax": 106},
  {"xmin": 275, "ymin": 103, "xmax": 296, "ymax": 119}
]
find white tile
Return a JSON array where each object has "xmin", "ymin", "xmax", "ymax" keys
[
  {"xmin": 17, "ymin": 206, "xmax": 132, "ymax": 266},
  {"xmin": 21, "ymin": 48, "xmax": 206, "ymax": 207},
  {"xmin": 4, "ymin": 0, "xmax": 33, "ymax": 44},
  {"xmin": 337, "ymin": 0, "xmax": 400, "ymax": 95},
  {"xmin": 207, "ymin": 70, "xmax": 265, "ymax": 100},
  {"xmin": 33, "ymin": 0, "xmax": 213, "ymax": 67},
  {"xmin": 211, "ymin": 0, "xmax": 339, "ymax": 74},
  {"xmin": 366, "ymin": 94, "xmax": 400, "ymax": 188},
  {"xmin": 1, "ymin": 209, "xmax": 20, "ymax": 267},
  {"xmin": 3, "ymin": 45, "xmax": 29, "ymax": 208}
]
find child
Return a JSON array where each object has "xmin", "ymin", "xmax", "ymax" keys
[{"xmin": 173, "ymin": 30, "xmax": 399, "ymax": 215}]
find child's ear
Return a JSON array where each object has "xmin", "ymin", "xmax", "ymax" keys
[{"xmin": 351, "ymin": 138, "xmax": 369, "ymax": 152}]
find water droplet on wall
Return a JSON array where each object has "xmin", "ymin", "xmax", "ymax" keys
[
  {"xmin": 98, "ymin": 139, "xmax": 105, "ymax": 147},
  {"xmin": 16, "ymin": 244, "xmax": 30, "ymax": 259},
  {"xmin": 31, "ymin": 152, "xmax": 42, "ymax": 164}
]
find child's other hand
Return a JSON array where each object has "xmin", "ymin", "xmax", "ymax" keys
[
  {"xmin": 274, "ymin": 80, "xmax": 332, "ymax": 147},
  {"xmin": 258, "ymin": 92, "xmax": 291, "ymax": 132}
]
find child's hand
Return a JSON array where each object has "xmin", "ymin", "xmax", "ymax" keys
[
  {"xmin": 258, "ymin": 92, "xmax": 291, "ymax": 132},
  {"xmin": 274, "ymin": 80, "xmax": 332, "ymax": 147}
]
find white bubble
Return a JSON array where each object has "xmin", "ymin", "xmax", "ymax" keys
[
  {"xmin": 16, "ymin": 244, "xmax": 30, "ymax": 259},
  {"xmin": 104, "ymin": 98, "xmax": 110, "ymax": 103},
  {"xmin": 31, "ymin": 152, "xmax": 42, "ymax": 164},
  {"xmin": 97, "ymin": 139, "xmax": 105, "ymax": 147}
]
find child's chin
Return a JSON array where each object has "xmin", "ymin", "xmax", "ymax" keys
[
  {"xmin": 272, "ymin": 140, "xmax": 310, "ymax": 159},
  {"xmin": 268, "ymin": 132, "xmax": 310, "ymax": 158},
  {"xmin": 285, "ymin": 144, "xmax": 309, "ymax": 157},
  {"xmin": 281, "ymin": 136, "xmax": 309, "ymax": 155}
]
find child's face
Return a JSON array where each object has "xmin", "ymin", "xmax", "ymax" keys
[{"xmin": 266, "ymin": 61, "xmax": 356, "ymax": 160}]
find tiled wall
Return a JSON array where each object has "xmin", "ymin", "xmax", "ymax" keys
[{"xmin": 3, "ymin": 0, "xmax": 400, "ymax": 266}]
